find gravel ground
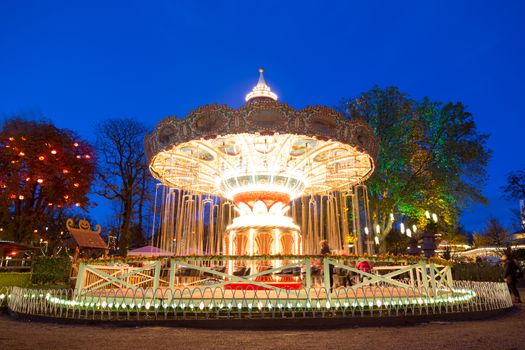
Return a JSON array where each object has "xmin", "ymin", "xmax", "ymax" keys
[{"xmin": 0, "ymin": 306, "xmax": 524, "ymax": 350}]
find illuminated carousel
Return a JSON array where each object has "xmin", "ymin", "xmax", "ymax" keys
[
  {"xmin": 70, "ymin": 70, "xmax": 459, "ymax": 297},
  {"xmin": 145, "ymin": 69, "xmax": 378, "ymax": 257},
  {"xmin": 8, "ymin": 70, "xmax": 506, "ymax": 322}
]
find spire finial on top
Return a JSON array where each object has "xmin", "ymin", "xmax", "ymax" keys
[{"xmin": 245, "ymin": 68, "xmax": 278, "ymax": 102}]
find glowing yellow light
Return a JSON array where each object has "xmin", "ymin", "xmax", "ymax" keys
[
  {"xmin": 18, "ymin": 152, "xmax": 25, "ymax": 156},
  {"xmin": 151, "ymin": 133, "xmax": 373, "ymax": 200},
  {"xmin": 227, "ymin": 214, "xmax": 299, "ymax": 231},
  {"xmin": 274, "ymin": 229, "xmax": 280, "ymax": 255},
  {"xmin": 64, "ymin": 195, "xmax": 69, "ymax": 199},
  {"xmin": 73, "ymin": 183, "xmax": 79, "ymax": 187},
  {"xmin": 245, "ymin": 68, "xmax": 278, "ymax": 102},
  {"xmin": 74, "ymin": 142, "xmax": 79, "ymax": 147},
  {"xmin": 18, "ymin": 195, "xmax": 24, "ymax": 200},
  {"xmin": 248, "ymin": 229, "xmax": 255, "ymax": 256},
  {"xmin": 147, "ymin": 71, "xmax": 377, "ymax": 259},
  {"xmin": 38, "ymin": 156, "xmax": 45, "ymax": 161},
  {"xmin": 76, "ymin": 155, "xmax": 81, "ymax": 159},
  {"xmin": 51, "ymin": 150, "xmax": 57, "ymax": 155},
  {"xmin": 63, "ymin": 169, "xmax": 69, "ymax": 174},
  {"xmin": 37, "ymin": 179, "xmax": 43, "ymax": 184},
  {"xmin": 75, "ymin": 203, "xmax": 80, "ymax": 207},
  {"xmin": 229, "ymin": 231, "xmax": 234, "ymax": 255},
  {"xmin": 8, "ymin": 137, "xmax": 14, "ymax": 141}
]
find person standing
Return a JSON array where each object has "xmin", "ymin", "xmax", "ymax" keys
[
  {"xmin": 502, "ymin": 254, "xmax": 522, "ymax": 303},
  {"xmin": 356, "ymin": 259, "xmax": 373, "ymax": 284}
]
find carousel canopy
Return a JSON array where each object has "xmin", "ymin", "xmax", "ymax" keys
[
  {"xmin": 145, "ymin": 69, "xmax": 378, "ymax": 198},
  {"xmin": 144, "ymin": 70, "xmax": 379, "ymax": 256}
]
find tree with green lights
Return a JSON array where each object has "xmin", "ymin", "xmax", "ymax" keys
[{"xmin": 339, "ymin": 87, "xmax": 490, "ymax": 246}]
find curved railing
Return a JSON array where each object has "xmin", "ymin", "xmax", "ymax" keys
[
  {"xmin": 6, "ymin": 281, "xmax": 512, "ymax": 320},
  {"xmin": 73, "ymin": 257, "xmax": 454, "ymax": 297}
]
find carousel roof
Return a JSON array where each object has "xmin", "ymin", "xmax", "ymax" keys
[
  {"xmin": 145, "ymin": 70, "xmax": 378, "ymax": 197},
  {"xmin": 245, "ymin": 68, "xmax": 278, "ymax": 101}
]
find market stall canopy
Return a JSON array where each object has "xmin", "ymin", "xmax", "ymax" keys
[
  {"xmin": 69, "ymin": 231, "xmax": 107, "ymax": 249},
  {"xmin": 128, "ymin": 245, "xmax": 174, "ymax": 257}
]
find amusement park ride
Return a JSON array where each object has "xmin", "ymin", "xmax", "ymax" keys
[
  {"xmin": 145, "ymin": 68, "xmax": 378, "ymax": 258},
  {"xmin": 34, "ymin": 70, "xmax": 497, "ymax": 319},
  {"xmin": 3, "ymin": 71, "xmax": 513, "ymax": 323}
]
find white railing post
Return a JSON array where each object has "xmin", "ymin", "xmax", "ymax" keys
[
  {"xmin": 305, "ymin": 257, "xmax": 311, "ymax": 304},
  {"xmin": 429, "ymin": 262, "xmax": 437, "ymax": 295},
  {"xmin": 169, "ymin": 258, "xmax": 176, "ymax": 290},
  {"xmin": 74, "ymin": 263, "xmax": 86, "ymax": 291},
  {"xmin": 153, "ymin": 260, "xmax": 161, "ymax": 291},
  {"xmin": 420, "ymin": 260, "xmax": 429, "ymax": 289},
  {"xmin": 323, "ymin": 258, "xmax": 331, "ymax": 301}
]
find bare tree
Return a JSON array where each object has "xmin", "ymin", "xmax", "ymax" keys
[
  {"xmin": 482, "ymin": 217, "xmax": 510, "ymax": 247},
  {"xmin": 95, "ymin": 118, "xmax": 151, "ymax": 255}
]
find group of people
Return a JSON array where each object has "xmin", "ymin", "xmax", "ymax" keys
[
  {"xmin": 319, "ymin": 240, "xmax": 371, "ymax": 291},
  {"xmin": 319, "ymin": 240, "xmax": 523, "ymax": 303}
]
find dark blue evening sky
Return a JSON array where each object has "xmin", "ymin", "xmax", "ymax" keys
[{"xmin": 1, "ymin": 1, "xmax": 524, "ymax": 233}]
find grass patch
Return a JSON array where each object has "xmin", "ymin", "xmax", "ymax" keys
[{"xmin": 0, "ymin": 272, "xmax": 32, "ymax": 288}]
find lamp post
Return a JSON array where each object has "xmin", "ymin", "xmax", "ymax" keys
[{"xmin": 407, "ymin": 237, "xmax": 420, "ymax": 256}]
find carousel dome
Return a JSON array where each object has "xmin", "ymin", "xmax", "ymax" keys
[
  {"xmin": 144, "ymin": 69, "xmax": 378, "ymax": 199},
  {"xmin": 245, "ymin": 68, "xmax": 278, "ymax": 102}
]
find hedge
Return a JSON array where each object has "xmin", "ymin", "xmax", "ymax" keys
[
  {"xmin": 452, "ymin": 262, "xmax": 504, "ymax": 282},
  {"xmin": 31, "ymin": 256, "xmax": 72, "ymax": 285}
]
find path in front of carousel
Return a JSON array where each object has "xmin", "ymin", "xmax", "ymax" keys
[{"xmin": 0, "ymin": 301, "xmax": 524, "ymax": 350}]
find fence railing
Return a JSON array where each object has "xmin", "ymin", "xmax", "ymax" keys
[
  {"xmin": 0, "ymin": 258, "xmax": 32, "ymax": 272},
  {"xmin": 75, "ymin": 256, "xmax": 454, "ymax": 300},
  {"xmin": 6, "ymin": 281, "xmax": 512, "ymax": 320}
]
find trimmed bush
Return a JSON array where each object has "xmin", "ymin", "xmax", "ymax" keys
[
  {"xmin": 31, "ymin": 256, "xmax": 72, "ymax": 285},
  {"xmin": 452, "ymin": 262, "xmax": 503, "ymax": 282},
  {"xmin": 0, "ymin": 272, "xmax": 31, "ymax": 287}
]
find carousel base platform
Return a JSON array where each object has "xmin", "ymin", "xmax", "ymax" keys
[{"xmin": 3, "ymin": 282, "xmax": 513, "ymax": 323}]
